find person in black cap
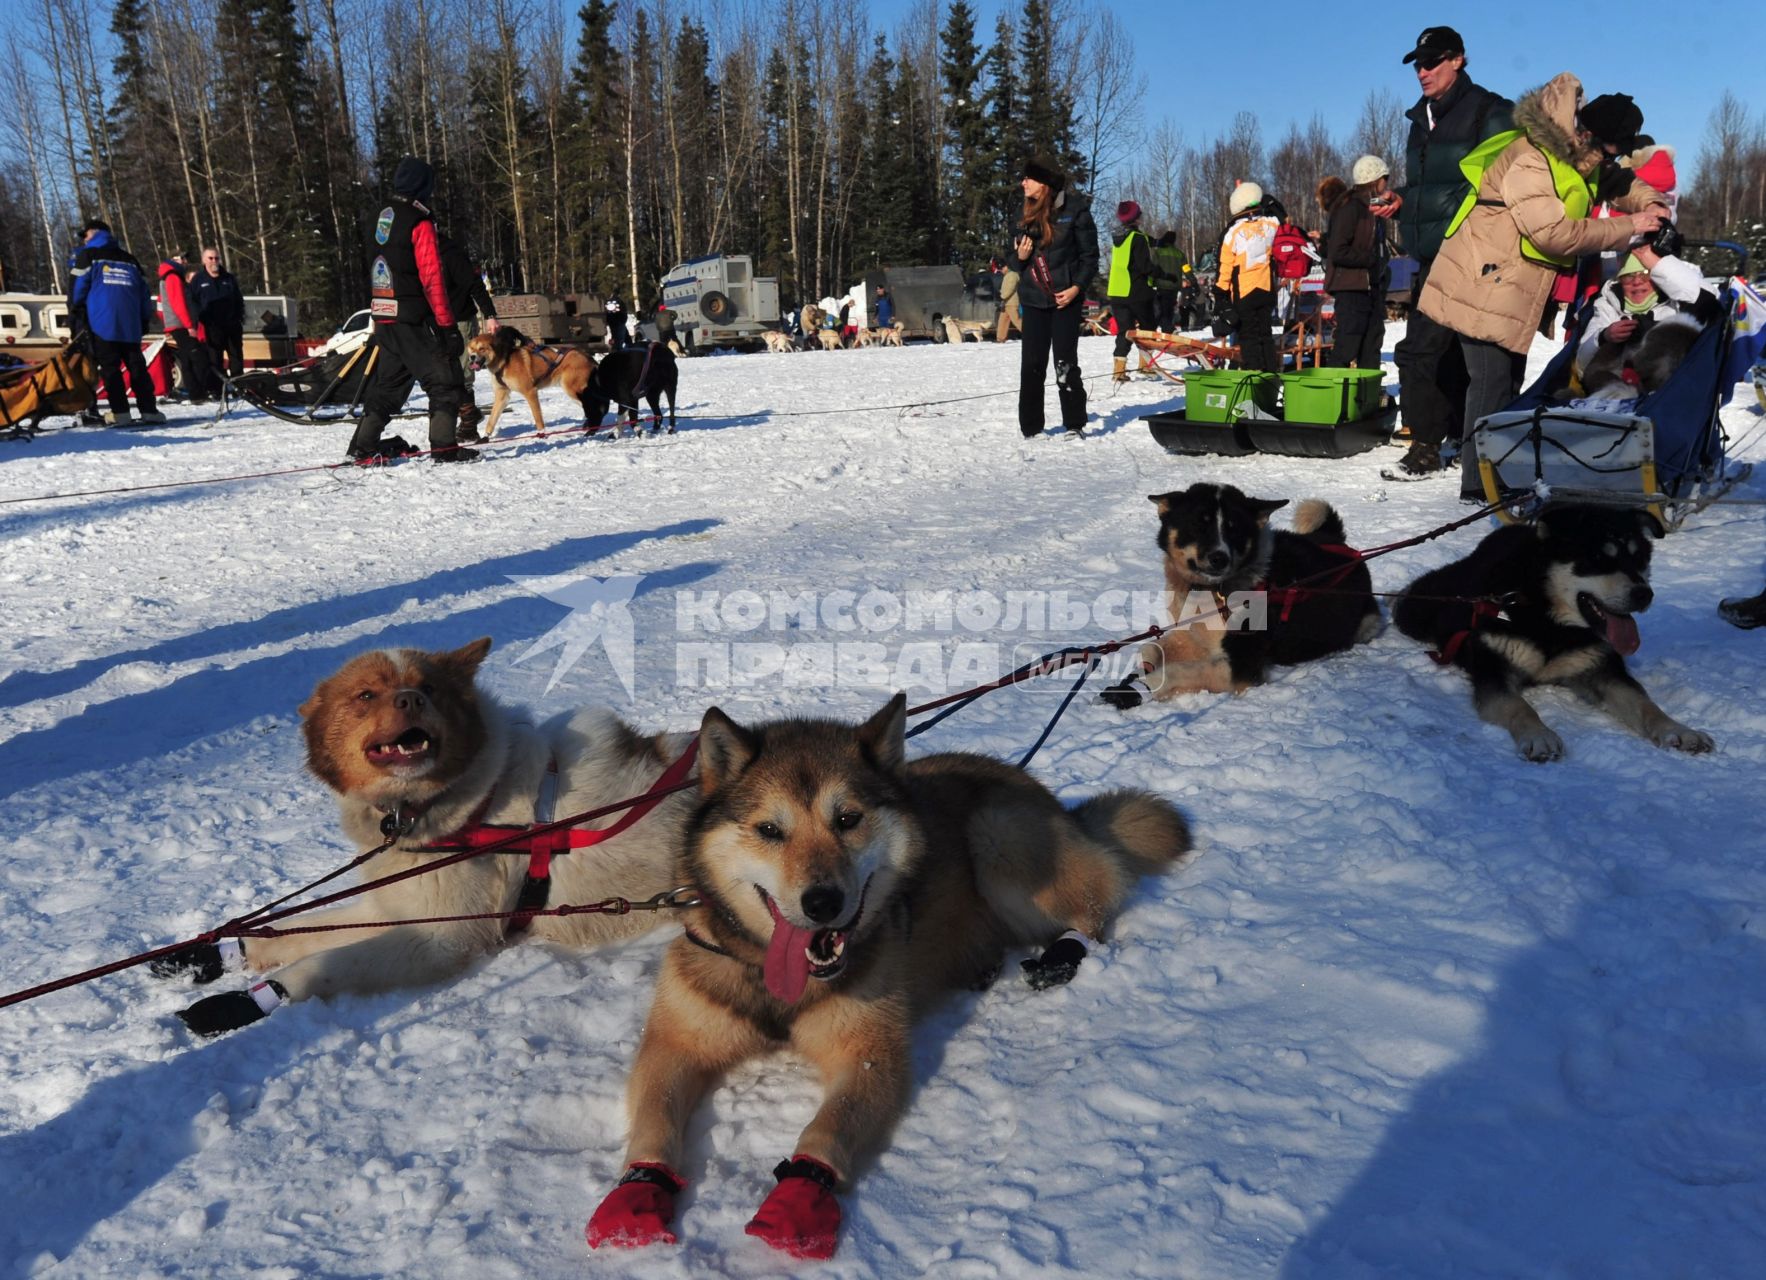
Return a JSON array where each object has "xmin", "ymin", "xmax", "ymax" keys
[
  {"xmin": 1385, "ymin": 25, "xmax": 1516, "ymax": 482},
  {"xmin": 1105, "ymin": 200, "xmax": 1168, "ymax": 382},
  {"xmin": 1011, "ymin": 156, "xmax": 1098, "ymax": 438},
  {"xmin": 348, "ymin": 155, "xmax": 475, "ymax": 464}
]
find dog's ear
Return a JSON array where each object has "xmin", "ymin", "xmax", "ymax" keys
[
  {"xmin": 857, "ymin": 692, "xmax": 908, "ymax": 773},
  {"xmin": 1147, "ymin": 492, "xmax": 1174, "ymax": 515},
  {"xmin": 698, "ymin": 706, "xmax": 758, "ymax": 793},
  {"xmin": 1248, "ymin": 497, "xmax": 1289, "ymax": 524},
  {"xmin": 439, "ymin": 637, "xmax": 493, "ymax": 678},
  {"xmin": 1636, "ymin": 508, "xmax": 1668, "ymax": 539}
]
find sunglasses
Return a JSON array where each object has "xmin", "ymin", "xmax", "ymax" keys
[{"xmin": 1415, "ymin": 54, "xmax": 1449, "ymax": 71}]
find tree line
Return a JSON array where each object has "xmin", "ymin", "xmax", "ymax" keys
[{"xmin": 2, "ymin": 0, "xmax": 1762, "ymax": 332}]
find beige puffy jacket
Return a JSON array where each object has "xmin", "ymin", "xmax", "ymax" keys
[{"xmin": 1418, "ymin": 72, "xmax": 1662, "ymax": 354}]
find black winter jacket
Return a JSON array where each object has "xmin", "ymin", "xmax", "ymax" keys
[
  {"xmin": 191, "ymin": 268, "xmax": 246, "ymax": 334},
  {"xmin": 1011, "ymin": 190, "xmax": 1100, "ymax": 310},
  {"xmin": 1397, "ymin": 74, "xmax": 1515, "ymax": 264},
  {"xmin": 1323, "ymin": 189, "xmax": 1387, "ymax": 294}
]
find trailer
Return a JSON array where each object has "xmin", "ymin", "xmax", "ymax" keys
[
  {"xmin": 0, "ymin": 291, "xmax": 304, "ymax": 364},
  {"xmin": 660, "ymin": 255, "xmax": 781, "ymax": 351},
  {"xmin": 861, "ymin": 265, "xmax": 998, "ymax": 341}
]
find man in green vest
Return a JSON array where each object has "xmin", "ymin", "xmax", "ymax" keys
[
  {"xmin": 1107, "ymin": 201, "xmax": 1174, "ymax": 381},
  {"xmin": 1150, "ymin": 230, "xmax": 1188, "ymax": 333}
]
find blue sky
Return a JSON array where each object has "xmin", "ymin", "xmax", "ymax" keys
[{"xmin": 872, "ymin": 0, "xmax": 1753, "ymax": 190}]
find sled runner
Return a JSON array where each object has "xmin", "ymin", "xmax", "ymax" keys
[
  {"xmin": 229, "ymin": 343, "xmax": 381, "ymax": 424},
  {"xmin": 1474, "ymin": 243, "xmax": 1761, "ymax": 529}
]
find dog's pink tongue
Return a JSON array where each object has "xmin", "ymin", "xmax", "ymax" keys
[
  {"xmin": 1607, "ymin": 612, "xmax": 1641, "ymax": 655},
  {"xmin": 763, "ymin": 896, "xmax": 815, "ymax": 1004}
]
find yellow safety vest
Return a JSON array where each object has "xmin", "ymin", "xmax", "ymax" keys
[
  {"xmin": 1443, "ymin": 129, "xmax": 1595, "ymax": 270},
  {"xmin": 1108, "ymin": 230, "xmax": 1150, "ymax": 298}
]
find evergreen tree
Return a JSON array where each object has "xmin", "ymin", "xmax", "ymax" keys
[{"xmin": 941, "ymin": 0, "xmax": 990, "ymax": 267}]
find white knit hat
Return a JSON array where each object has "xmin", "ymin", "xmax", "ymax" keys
[
  {"xmin": 1351, "ymin": 154, "xmax": 1390, "ymax": 185},
  {"xmin": 1228, "ymin": 181, "xmax": 1264, "ymax": 216}
]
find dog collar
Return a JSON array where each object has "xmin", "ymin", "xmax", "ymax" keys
[{"xmin": 683, "ymin": 927, "xmax": 734, "ymax": 958}]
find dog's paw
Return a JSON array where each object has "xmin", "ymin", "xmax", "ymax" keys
[
  {"xmin": 1021, "ymin": 932, "xmax": 1091, "ymax": 990},
  {"xmin": 745, "ymin": 1157, "xmax": 841, "ymax": 1260},
  {"xmin": 1100, "ymin": 680, "xmax": 1145, "ymax": 711},
  {"xmin": 1516, "ymin": 727, "xmax": 1565, "ymax": 763},
  {"xmin": 176, "ymin": 980, "xmax": 284, "ymax": 1038},
  {"xmin": 149, "ymin": 938, "xmax": 236, "ymax": 984},
  {"xmin": 586, "ymin": 1164, "xmax": 683, "ymax": 1249},
  {"xmin": 1654, "ymin": 723, "xmax": 1715, "ymax": 754}
]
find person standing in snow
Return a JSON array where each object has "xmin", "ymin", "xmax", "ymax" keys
[
  {"xmin": 347, "ymin": 156, "xmax": 474, "ymax": 464},
  {"xmin": 68, "ymin": 218, "xmax": 165, "ymax": 426},
  {"xmin": 157, "ymin": 251, "xmax": 212, "ymax": 405},
  {"xmin": 1216, "ymin": 182, "xmax": 1281, "ymax": 373},
  {"xmin": 1012, "ymin": 155, "xmax": 1098, "ymax": 438},
  {"xmin": 190, "ymin": 246, "xmax": 246, "ymax": 389},
  {"xmin": 1106, "ymin": 200, "xmax": 1170, "ymax": 382}
]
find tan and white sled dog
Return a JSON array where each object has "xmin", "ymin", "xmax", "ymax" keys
[
  {"xmin": 815, "ymin": 328, "xmax": 845, "ymax": 352},
  {"xmin": 159, "ymin": 638, "xmax": 697, "ymax": 1037},
  {"xmin": 466, "ymin": 325, "xmax": 596, "ymax": 438},
  {"xmin": 878, "ymin": 321, "xmax": 905, "ymax": 347},
  {"xmin": 851, "ymin": 327, "xmax": 877, "ymax": 348},
  {"xmin": 761, "ymin": 330, "xmax": 796, "ymax": 354},
  {"xmin": 585, "ymin": 693, "xmax": 1192, "ymax": 1260}
]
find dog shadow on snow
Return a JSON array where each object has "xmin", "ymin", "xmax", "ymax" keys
[
  {"xmin": 0, "ymin": 962, "xmax": 567, "ymax": 1277},
  {"xmin": 1280, "ymin": 897, "xmax": 1766, "ymax": 1278},
  {"xmin": 0, "ymin": 521, "xmax": 721, "ymax": 800}
]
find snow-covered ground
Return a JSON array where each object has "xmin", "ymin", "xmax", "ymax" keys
[{"xmin": 3, "ymin": 328, "xmax": 1764, "ymax": 1279}]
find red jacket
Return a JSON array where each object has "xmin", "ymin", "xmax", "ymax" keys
[{"xmin": 157, "ymin": 260, "xmax": 204, "ymax": 339}]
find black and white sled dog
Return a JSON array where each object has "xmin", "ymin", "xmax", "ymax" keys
[
  {"xmin": 1394, "ymin": 505, "xmax": 1714, "ymax": 761},
  {"xmin": 1103, "ymin": 483, "xmax": 1380, "ymax": 707}
]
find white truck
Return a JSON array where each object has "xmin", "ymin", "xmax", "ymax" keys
[{"xmin": 658, "ymin": 254, "xmax": 781, "ymax": 352}]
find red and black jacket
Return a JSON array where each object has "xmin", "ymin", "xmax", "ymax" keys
[{"xmin": 369, "ymin": 195, "xmax": 454, "ymax": 327}]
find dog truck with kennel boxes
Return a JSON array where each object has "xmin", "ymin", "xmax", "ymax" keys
[{"xmin": 658, "ymin": 254, "xmax": 781, "ymax": 351}]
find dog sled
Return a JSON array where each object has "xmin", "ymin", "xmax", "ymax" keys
[
  {"xmin": 228, "ymin": 344, "xmax": 380, "ymax": 425},
  {"xmin": 0, "ymin": 338, "xmax": 99, "ymax": 440},
  {"xmin": 1474, "ymin": 244, "xmax": 1762, "ymax": 529}
]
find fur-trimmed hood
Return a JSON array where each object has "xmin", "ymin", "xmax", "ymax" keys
[{"xmin": 1512, "ymin": 73, "xmax": 1606, "ymax": 176}]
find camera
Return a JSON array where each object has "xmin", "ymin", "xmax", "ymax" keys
[
  {"xmin": 1649, "ymin": 220, "xmax": 1684, "ymax": 258},
  {"xmin": 1014, "ymin": 222, "xmax": 1041, "ymax": 246}
]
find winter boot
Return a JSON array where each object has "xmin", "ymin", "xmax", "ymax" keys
[
  {"xmin": 1718, "ymin": 590, "xmax": 1766, "ymax": 630},
  {"xmin": 457, "ymin": 401, "xmax": 484, "ymax": 441},
  {"xmin": 1381, "ymin": 442, "xmax": 1444, "ymax": 481},
  {"xmin": 1112, "ymin": 357, "xmax": 1128, "ymax": 384}
]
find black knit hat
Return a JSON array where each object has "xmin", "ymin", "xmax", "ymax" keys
[
  {"xmin": 1023, "ymin": 156, "xmax": 1067, "ymax": 192},
  {"xmin": 392, "ymin": 155, "xmax": 436, "ymax": 202},
  {"xmin": 1579, "ymin": 94, "xmax": 1645, "ymax": 151}
]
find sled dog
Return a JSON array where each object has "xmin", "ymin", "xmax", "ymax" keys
[
  {"xmin": 1580, "ymin": 313, "xmax": 1703, "ymax": 399},
  {"xmin": 815, "ymin": 328, "xmax": 844, "ymax": 352},
  {"xmin": 1104, "ymin": 483, "xmax": 1379, "ymax": 707},
  {"xmin": 466, "ymin": 326, "xmax": 595, "ymax": 439},
  {"xmin": 583, "ymin": 343, "xmax": 679, "ymax": 437},
  {"xmin": 877, "ymin": 321, "xmax": 905, "ymax": 348},
  {"xmin": 761, "ymin": 330, "xmax": 796, "ymax": 354},
  {"xmin": 1394, "ymin": 505, "xmax": 1713, "ymax": 761},
  {"xmin": 158, "ymin": 638, "xmax": 696, "ymax": 1036},
  {"xmin": 585, "ymin": 694, "xmax": 1192, "ymax": 1260}
]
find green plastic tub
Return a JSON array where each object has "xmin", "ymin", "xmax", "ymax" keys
[
  {"xmin": 1280, "ymin": 367, "xmax": 1385, "ymax": 425},
  {"xmin": 1183, "ymin": 370, "xmax": 1278, "ymax": 424}
]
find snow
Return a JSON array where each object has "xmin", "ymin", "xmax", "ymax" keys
[{"xmin": 2, "ymin": 327, "xmax": 1765, "ymax": 1278}]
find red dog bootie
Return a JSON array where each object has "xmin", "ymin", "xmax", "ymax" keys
[
  {"xmin": 744, "ymin": 1155, "xmax": 842, "ymax": 1259},
  {"xmin": 586, "ymin": 1163, "xmax": 684, "ymax": 1249}
]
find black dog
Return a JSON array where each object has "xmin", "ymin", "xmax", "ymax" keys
[
  {"xmin": 585, "ymin": 343, "xmax": 678, "ymax": 436},
  {"xmin": 1103, "ymin": 484, "xmax": 1380, "ymax": 707},
  {"xmin": 1394, "ymin": 505, "xmax": 1713, "ymax": 761}
]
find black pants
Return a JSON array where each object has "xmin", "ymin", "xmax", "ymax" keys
[
  {"xmin": 1329, "ymin": 291, "xmax": 1385, "ymax": 371},
  {"xmin": 1019, "ymin": 303, "xmax": 1085, "ymax": 435},
  {"xmin": 205, "ymin": 326, "xmax": 244, "ymax": 388},
  {"xmin": 167, "ymin": 328, "xmax": 212, "ymax": 401},
  {"xmin": 1152, "ymin": 292, "xmax": 1176, "ymax": 332},
  {"xmin": 1110, "ymin": 297, "xmax": 1154, "ymax": 357},
  {"xmin": 93, "ymin": 336, "xmax": 156, "ymax": 417},
  {"xmin": 1233, "ymin": 289, "xmax": 1278, "ymax": 372},
  {"xmin": 1394, "ymin": 260, "xmax": 1468, "ymax": 449},
  {"xmin": 1458, "ymin": 338, "xmax": 1525, "ymax": 493},
  {"xmin": 349, "ymin": 322, "xmax": 465, "ymax": 454}
]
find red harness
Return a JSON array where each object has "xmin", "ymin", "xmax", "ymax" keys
[
  {"xmin": 1430, "ymin": 601, "xmax": 1504, "ymax": 666},
  {"xmin": 1260, "ymin": 543, "xmax": 1366, "ymax": 623},
  {"xmin": 419, "ymin": 740, "xmax": 699, "ymax": 935}
]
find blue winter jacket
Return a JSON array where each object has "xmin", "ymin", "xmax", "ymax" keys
[
  {"xmin": 875, "ymin": 294, "xmax": 894, "ymax": 329},
  {"xmin": 69, "ymin": 231, "xmax": 156, "ymax": 343}
]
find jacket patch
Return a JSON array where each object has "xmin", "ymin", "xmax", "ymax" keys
[{"xmin": 375, "ymin": 208, "xmax": 395, "ymax": 245}]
